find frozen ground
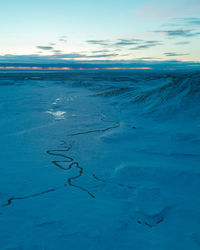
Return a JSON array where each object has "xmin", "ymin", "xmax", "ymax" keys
[{"xmin": 0, "ymin": 70, "xmax": 200, "ymax": 249}]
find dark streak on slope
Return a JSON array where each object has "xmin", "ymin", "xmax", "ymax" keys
[
  {"xmin": 1, "ymin": 188, "xmax": 55, "ymax": 207},
  {"xmin": 92, "ymin": 174, "xmax": 135, "ymax": 190},
  {"xmin": 67, "ymin": 123, "xmax": 120, "ymax": 137}
]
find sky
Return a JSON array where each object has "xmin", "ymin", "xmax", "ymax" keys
[{"xmin": 0, "ymin": 0, "xmax": 200, "ymax": 69}]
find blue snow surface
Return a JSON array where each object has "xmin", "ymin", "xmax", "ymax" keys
[{"xmin": 0, "ymin": 70, "xmax": 200, "ymax": 249}]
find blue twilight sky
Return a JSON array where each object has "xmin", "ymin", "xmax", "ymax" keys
[{"xmin": 0, "ymin": 0, "xmax": 200, "ymax": 67}]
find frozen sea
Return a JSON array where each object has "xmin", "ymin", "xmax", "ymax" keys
[{"xmin": 0, "ymin": 70, "xmax": 200, "ymax": 249}]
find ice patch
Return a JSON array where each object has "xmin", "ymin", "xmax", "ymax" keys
[
  {"xmin": 46, "ymin": 110, "xmax": 66, "ymax": 120},
  {"xmin": 52, "ymin": 98, "xmax": 61, "ymax": 105}
]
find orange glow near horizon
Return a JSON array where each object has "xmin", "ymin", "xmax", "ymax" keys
[
  {"xmin": 0, "ymin": 66, "xmax": 43, "ymax": 70},
  {"xmin": 105, "ymin": 67, "xmax": 152, "ymax": 70},
  {"xmin": 0, "ymin": 66, "xmax": 153, "ymax": 71}
]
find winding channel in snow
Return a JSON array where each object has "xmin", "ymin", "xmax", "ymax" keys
[
  {"xmin": 0, "ymin": 118, "xmax": 125, "ymax": 207},
  {"xmin": 46, "ymin": 143, "xmax": 95, "ymax": 199}
]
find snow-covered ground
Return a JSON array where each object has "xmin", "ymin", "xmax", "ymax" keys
[{"xmin": 0, "ymin": 71, "xmax": 200, "ymax": 249}]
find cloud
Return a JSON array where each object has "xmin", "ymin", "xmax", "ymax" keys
[
  {"xmin": 145, "ymin": 40, "xmax": 160, "ymax": 44},
  {"xmin": 0, "ymin": 57, "xmax": 200, "ymax": 71},
  {"xmin": 129, "ymin": 40, "xmax": 162, "ymax": 50},
  {"xmin": 185, "ymin": 17, "xmax": 200, "ymax": 25},
  {"xmin": 91, "ymin": 49, "xmax": 111, "ymax": 53},
  {"xmin": 155, "ymin": 29, "xmax": 200, "ymax": 38},
  {"xmin": 51, "ymin": 53, "xmax": 84, "ymax": 59},
  {"xmin": 0, "ymin": 53, "xmax": 84, "ymax": 64},
  {"xmin": 36, "ymin": 46, "xmax": 54, "ymax": 50},
  {"xmin": 87, "ymin": 38, "xmax": 143, "ymax": 47},
  {"xmin": 53, "ymin": 50, "xmax": 63, "ymax": 54},
  {"xmin": 175, "ymin": 41, "xmax": 190, "ymax": 45},
  {"xmin": 86, "ymin": 53, "xmax": 118, "ymax": 58},
  {"xmin": 114, "ymin": 38, "xmax": 142, "ymax": 46},
  {"xmin": 86, "ymin": 40, "xmax": 111, "ymax": 46},
  {"xmin": 86, "ymin": 38, "xmax": 163, "ymax": 51},
  {"xmin": 0, "ymin": 52, "xmax": 119, "ymax": 64},
  {"xmin": 135, "ymin": 57, "xmax": 162, "ymax": 60},
  {"xmin": 164, "ymin": 52, "xmax": 189, "ymax": 56},
  {"xmin": 118, "ymin": 38, "xmax": 142, "ymax": 42},
  {"xmin": 164, "ymin": 17, "xmax": 200, "ymax": 27},
  {"xmin": 59, "ymin": 36, "xmax": 67, "ymax": 43},
  {"xmin": 115, "ymin": 41, "xmax": 138, "ymax": 46}
]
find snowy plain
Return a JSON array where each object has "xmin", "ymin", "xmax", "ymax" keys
[{"xmin": 0, "ymin": 70, "xmax": 200, "ymax": 249}]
